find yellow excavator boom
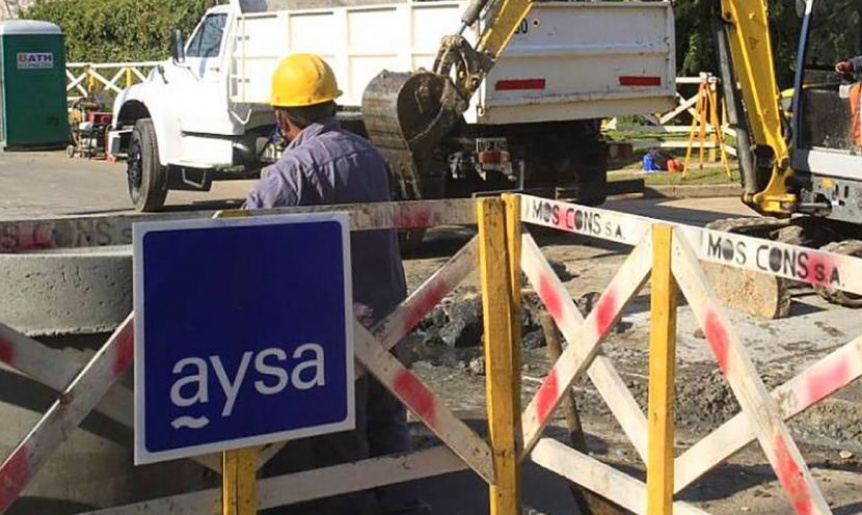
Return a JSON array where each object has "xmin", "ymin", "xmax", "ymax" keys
[
  {"xmin": 475, "ymin": 0, "xmax": 533, "ymax": 60},
  {"xmin": 718, "ymin": 0, "xmax": 797, "ymax": 215}
]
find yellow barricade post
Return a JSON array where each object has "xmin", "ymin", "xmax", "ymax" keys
[
  {"xmin": 477, "ymin": 196, "xmax": 523, "ymax": 515},
  {"xmin": 647, "ymin": 224, "xmax": 677, "ymax": 514},
  {"xmin": 503, "ymin": 193, "xmax": 524, "ymax": 459},
  {"xmin": 222, "ymin": 448, "xmax": 258, "ymax": 515}
]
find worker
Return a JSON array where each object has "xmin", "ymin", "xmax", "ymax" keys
[
  {"xmin": 836, "ymin": 58, "xmax": 862, "ymax": 148},
  {"xmin": 244, "ymin": 53, "xmax": 428, "ymax": 515}
]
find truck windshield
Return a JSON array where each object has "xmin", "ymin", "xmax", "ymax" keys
[
  {"xmin": 187, "ymin": 13, "xmax": 228, "ymax": 59},
  {"xmin": 796, "ymin": 0, "xmax": 862, "ymax": 153}
]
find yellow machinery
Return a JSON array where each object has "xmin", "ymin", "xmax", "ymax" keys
[
  {"xmin": 360, "ymin": 0, "xmax": 862, "ymax": 309},
  {"xmin": 707, "ymin": 0, "xmax": 862, "ymax": 309}
]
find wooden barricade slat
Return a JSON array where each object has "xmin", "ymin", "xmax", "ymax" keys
[
  {"xmin": 670, "ymin": 229, "xmax": 832, "ymax": 514},
  {"xmin": 0, "ymin": 198, "xmax": 477, "ymax": 253},
  {"xmin": 353, "ymin": 324, "xmax": 494, "ymax": 482},
  {"xmin": 519, "ymin": 194, "xmax": 862, "ymax": 298},
  {"xmin": 479, "ymin": 196, "xmax": 522, "ymax": 514},
  {"xmin": 647, "ymin": 224, "xmax": 678, "ymax": 515},
  {"xmin": 371, "ymin": 236, "xmax": 479, "ymax": 351},
  {"xmin": 520, "ymin": 234, "xmax": 649, "ymax": 462},
  {"xmin": 222, "ymin": 448, "xmax": 256, "ymax": 515},
  {"xmin": 0, "ymin": 314, "xmax": 134, "ymax": 514},
  {"xmin": 0, "ymin": 322, "xmax": 222, "ymax": 474},
  {"xmin": 519, "ymin": 233, "xmax": 653, "ymax": 456},
  {"xmin": 531, "ymin": 438, "xmax": 710, "ymax": 515},
  {"xmin": 81, "ymin": 446, "xmax": 467, "ymax": 515},
  {"xmin": 674, "ymin": 335, "xmax": 862, "ymax": 493},
  {"xmin": 0, "ymin": 322, "xmax": 133, "ymax": 426}
]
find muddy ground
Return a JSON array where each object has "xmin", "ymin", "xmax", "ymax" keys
[
  {"xmin": 2, "ymin": 150, "xmax": 860, "ymax": 513},
  {"xmin": 400, "ymin": 227, "xmax": 862, "ymax": 514}
]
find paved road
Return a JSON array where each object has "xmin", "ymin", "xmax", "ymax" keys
[
  {"xmin": 0, "ymin": 151, "xmax": 252, "ymax": 218},
  {"xmin": 0, "ymin": 150, "xmax": 756, "ymax": 225}
]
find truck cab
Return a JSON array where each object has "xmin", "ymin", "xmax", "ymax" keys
[{"xmin": 110, "ymin": 4, "xmax": 276, "ymax": 211}]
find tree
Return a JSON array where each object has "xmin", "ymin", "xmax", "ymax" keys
[
  {"xmin": 22, "ymin": 0, "xmax": 209, "ymax": 62},
  {"xmin": 673, "ymin": 0, "xmax": 802, "ymax": 89}
]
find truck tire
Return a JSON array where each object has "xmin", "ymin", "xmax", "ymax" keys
[{"xmin": 127, "ymin": 118, "xmax": 168, "ymax": 212}]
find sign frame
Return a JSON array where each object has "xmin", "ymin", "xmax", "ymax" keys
[{"xmin": 132, "ymin": 212, "xmax": 355, "ymax": 465}]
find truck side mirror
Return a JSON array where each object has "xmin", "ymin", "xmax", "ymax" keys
[{"xmin": 170, "ymin": 28, "xmax": 186, "ymax": 63}]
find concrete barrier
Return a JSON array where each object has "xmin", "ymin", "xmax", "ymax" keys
[{"xmin": 0, "ymin": 247, "xmax": 132, "ymax": 338}]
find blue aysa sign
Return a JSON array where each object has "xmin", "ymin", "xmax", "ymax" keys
[{"xmin": 133, "ymin": 213, "xmax": 354, "ymax": 465}]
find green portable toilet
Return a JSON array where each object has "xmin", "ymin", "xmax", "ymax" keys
[{"xmin": 0, "ymin": 20, "xmax": 67, "ymax": 150}]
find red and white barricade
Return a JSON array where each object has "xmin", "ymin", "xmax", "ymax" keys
[
  {"xmin": 0, "ymin": 198, "xmax": 525, "ymax": 514},
  {"xmin": 3, "ymin": 191, "xmax": 861, "ymax": 514},
  {"xmin": 516, "ymin": 194, "xmax": 862, "ymax": 514}
]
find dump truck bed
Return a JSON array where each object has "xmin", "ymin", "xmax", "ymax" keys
[{"xmin": 229, "ymin": 0, "xmax": 676, "ymax": 125}]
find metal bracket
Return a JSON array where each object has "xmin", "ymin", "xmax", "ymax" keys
[{"xmin": 433, "ymin": 35, "xmax": 494, "ymax": 100}]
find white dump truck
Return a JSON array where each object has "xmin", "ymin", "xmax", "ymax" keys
[{"xmin": 108, "ymin": 0, "xmax": 675, "ymax": 214}]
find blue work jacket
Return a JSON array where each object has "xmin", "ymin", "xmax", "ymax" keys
[{"xmin": 244, "ymin": 119, "xmax": 408, "ymax": 324}]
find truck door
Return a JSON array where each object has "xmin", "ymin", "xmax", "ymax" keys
[{"xmin": 178, "ymin": 11, "xmax": 233, "ymax": 135}]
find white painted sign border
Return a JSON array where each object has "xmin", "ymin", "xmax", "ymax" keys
[{"xmin": 132, "ymin": 211, "xmax": 355, "ymax": 465}]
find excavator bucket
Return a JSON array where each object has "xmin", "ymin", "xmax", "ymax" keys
[{"xmin": 361, "ymin": 69, "xmax": 468, "ymax": 202}]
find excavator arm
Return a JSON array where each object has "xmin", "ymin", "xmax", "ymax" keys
[
  {"xmin": 435, "ymin": 0, "xmax": 534, "ymax": 100},
  {"xmin": 360, "ymin": 0, "xmax": 533, "ymax": 203},
  {"xmin": 366, "ymin": 0, "xmax": 798, "ymax": 217},
  {"xmin": 715, "ymin": 0, "xmax": 798, "ymax": 215}
]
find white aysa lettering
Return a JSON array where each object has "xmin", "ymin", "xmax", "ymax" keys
[{"xmin": 169, "ymin": 344, "xmax": 325, "ymax": 429}]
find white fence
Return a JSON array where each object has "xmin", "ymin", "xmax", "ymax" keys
[{"xmin": 65, "ymin": 61, "xmax": 160, "ymax": 104}]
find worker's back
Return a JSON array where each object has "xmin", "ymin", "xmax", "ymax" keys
[{"xmin": 245, "ymin": 119, "xmax": 408, "ymax": 322}]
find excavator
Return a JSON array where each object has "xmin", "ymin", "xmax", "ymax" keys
[
  {"xmin": 360, "ymin": 0, "xmax": 862, "ymax": 316},
  {"xmin": 700, "ymin": 0, "xmax": 862, "ymax": 316}
]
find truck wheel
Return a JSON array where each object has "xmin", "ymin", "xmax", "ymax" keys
[{"xmin": 127, "ymin": 118, "xmax": 168, "ymax": 212}]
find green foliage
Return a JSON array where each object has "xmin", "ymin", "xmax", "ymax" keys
[
  {"xmin": 673, "ymin": 0, "xmax": 802, "ymax": 89},
  {"xmin": 21, "ymin": 0, "xmax": 209, "ymax": 62}
]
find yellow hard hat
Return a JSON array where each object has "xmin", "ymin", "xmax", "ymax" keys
[{"xmin": 270, "ymin": 53, "xmax": 342, "ymax": 108}]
